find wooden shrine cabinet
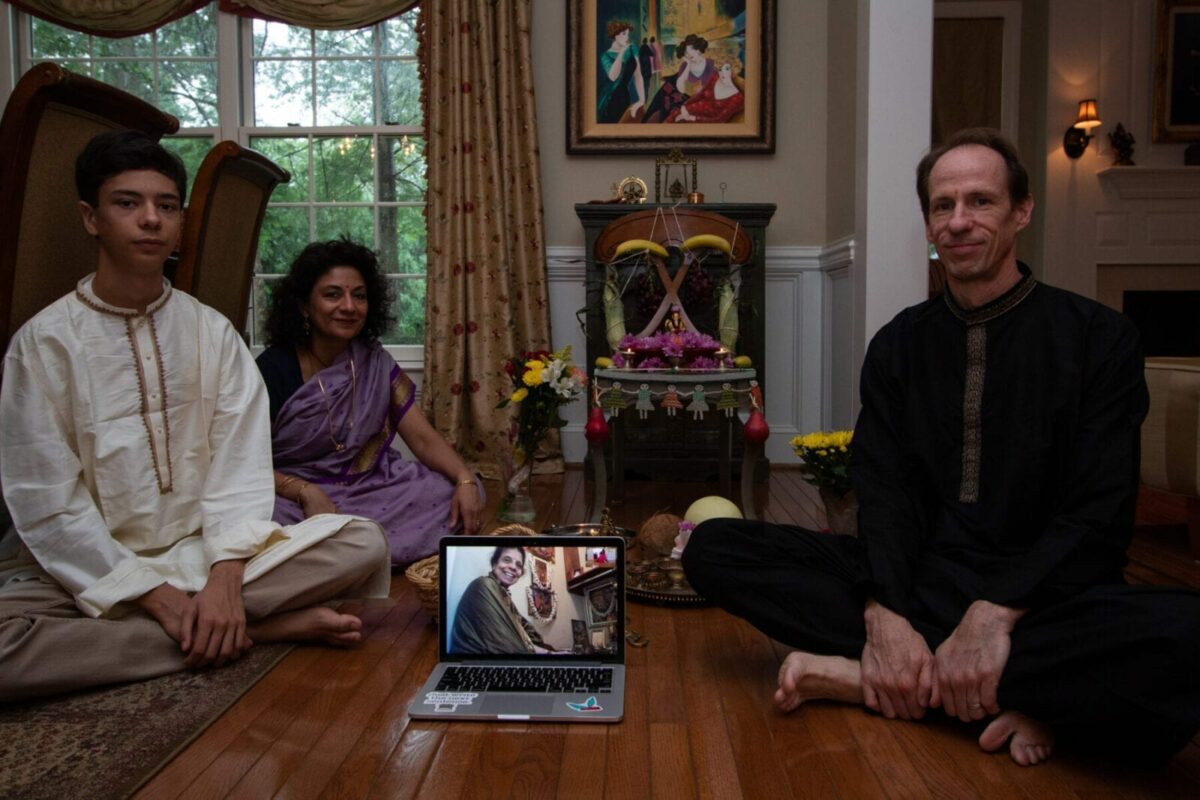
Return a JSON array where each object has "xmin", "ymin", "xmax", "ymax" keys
[{"xmin": 576, "ymin": 202, "xmax": 775, "ymax": 483}]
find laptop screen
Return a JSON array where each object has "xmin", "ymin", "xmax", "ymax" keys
[{"xmin": 439, "ymin": 535, "xmax": 625, "ymax": 663}]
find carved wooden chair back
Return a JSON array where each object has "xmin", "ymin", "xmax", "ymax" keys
[
  {"xmin": 0, "ymin": 62, "xmax": 179, "ymax": 356},
  {"xmin": 173, "ymin": 141, "xmax": 289, "ymax": 337}
]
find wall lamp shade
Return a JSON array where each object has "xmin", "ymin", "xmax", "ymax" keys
[{"xmin": 1064, "ymin": 99, "xmax": 1102, "ymax": 158}]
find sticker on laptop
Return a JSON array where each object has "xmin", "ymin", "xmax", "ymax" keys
[
  {"xmin": 566, "ymin": 696, "xmax": 603, "ymax": 713},
  {"xmin": 423, "ymin": 691, "xmax": 478, "ymax": 712}
]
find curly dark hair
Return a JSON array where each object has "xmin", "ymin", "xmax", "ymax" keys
[{"xmin": 263, "ymin": 238, "xmax": 395, "ymax": 347}]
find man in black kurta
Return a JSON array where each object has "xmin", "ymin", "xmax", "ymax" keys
[{"xmin": 683, "ymin": 128, "xmax": 1200, "ymax": 766}]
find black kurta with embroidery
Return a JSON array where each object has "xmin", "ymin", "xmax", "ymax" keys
[{"xmin": 852, "ymin": 265, "xmax": 1149, "ymax": 624}]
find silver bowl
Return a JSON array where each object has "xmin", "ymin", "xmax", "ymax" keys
[{"xmin": 542, "ymin": 522, "xmax": 636, "ymax": 541}]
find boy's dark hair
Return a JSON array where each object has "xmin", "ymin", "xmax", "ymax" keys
[
  {"xmin": 74, "ymin": 129, "xmax": 188, "ymax": 207},
  {"xmin": 263, "ymin": 237, "xmax": 396, "ymax": 347},
  {"xmin": 915, "ymin": 127, "xmax": 1029, "ymax": 221}
]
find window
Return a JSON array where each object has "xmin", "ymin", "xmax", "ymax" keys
[
  {"xmin": 247, "ymin": 17, "xmax": 425, "ymax": 346},
  {"xmin": 18, "ymin": 6, "xmax": 427, "ymax": 352},
  {"xmin": 25, "ymin": 7, "xmax": 219, "ymax": 179}
]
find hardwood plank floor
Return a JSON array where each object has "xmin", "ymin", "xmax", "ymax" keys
[{"xmin": 136, "ymin": 472, "xmax": 1200, "ymax": 799}]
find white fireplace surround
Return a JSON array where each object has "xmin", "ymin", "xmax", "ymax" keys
[{"xmin": 1093, "ymin": 167, "xmax": 1200, "ymax": 314}]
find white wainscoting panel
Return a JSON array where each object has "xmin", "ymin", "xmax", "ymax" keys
[{"xmin": 545, "ymin": 243, "xmax": 841, "ymax": 465}]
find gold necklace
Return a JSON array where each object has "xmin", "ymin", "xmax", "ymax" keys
[{"xmin": 315, "ymin": 357, "xmax": 357, "ymax": 452}]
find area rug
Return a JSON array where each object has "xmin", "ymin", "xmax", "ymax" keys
[{"xmin": 0, "ymin": 643, "xmax": 292, "ymax": 800}]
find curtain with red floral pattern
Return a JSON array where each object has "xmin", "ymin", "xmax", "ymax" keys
[{"xmin": 419, "ymin": 0, "xmax": 554, "ymax": 481}]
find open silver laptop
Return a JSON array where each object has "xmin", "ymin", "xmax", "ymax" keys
[{"xmin": 408, "ymin": 534, "xmax": 626, "ymax": 723}]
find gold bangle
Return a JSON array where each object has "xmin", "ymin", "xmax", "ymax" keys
[{"xmin": 457, "ymin": 478, "xmax": 476, "ymax": 487}]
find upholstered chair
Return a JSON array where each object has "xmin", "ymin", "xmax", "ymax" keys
[{"xmin": 1140, "ymin": 357, "xmax": 1200, "ymax": 560}]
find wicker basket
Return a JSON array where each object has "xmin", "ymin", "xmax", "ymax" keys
[{"xmin": 405, "ymin": 523, "xmax": 537, "ymax": 623}]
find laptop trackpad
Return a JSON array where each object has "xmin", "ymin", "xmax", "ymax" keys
[{"xmin": 481, "ymin": 695, "xmax": 556, "ymax": 716}]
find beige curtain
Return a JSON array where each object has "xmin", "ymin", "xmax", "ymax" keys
[
  {"xmin": 9, "ymin": 0, "xmax": 207, "ymax": 35},
  {"xmin": 10, "ymin": 0, "xmax": 419, "ymax": 34},
  {"xmin": 420, "ymin": 0, "xmax": 553, "ymax": 481}
]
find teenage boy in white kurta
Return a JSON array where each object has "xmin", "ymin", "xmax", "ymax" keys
[{"xmin": 0, "ymin": 130, "xmax": 390, "ymax": 701}]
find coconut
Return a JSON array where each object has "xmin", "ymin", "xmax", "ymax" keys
[{"xmin": 638, "ymin": 512, "xmax": 683, "ymax": 556}]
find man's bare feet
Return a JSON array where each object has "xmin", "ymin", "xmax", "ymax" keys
[
  {"xmin": 248, "ymin": 606, "xmax": 365, "ymax": 647},
  {"xmin": 979, "ymin": 710, "xmax": 1055, "ymax": 766},
  {"xmin": 774, "ymin": 651, "xmax": 864, "ymax": 712}
]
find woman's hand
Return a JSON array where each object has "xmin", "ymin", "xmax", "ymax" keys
[
  {"xmin": 298, "ymin": 483, "xmax": 338, "ymax": 517},
  {"xmin": 449, "ymin": 479, "xmax": 483, "ymax": 534}
]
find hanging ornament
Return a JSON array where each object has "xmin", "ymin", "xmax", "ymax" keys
[
  {"xmin": 602, "ymin": 382, "xmax": 629, "ymax": 416},
  {"xmin": 687, "ymin": 384, "xmax": 709, "ymax": 420},
  {"xmin": 717, "ymin": 382, "xmax": 739, "ymax": 417},
  {"xmin": 661, "ymin": 384, "xmax": 683, "ymax": 417},
  {"xmin": 585, "ymin": 406, "xmax": 611, "ymax": 444},
  {"xmin": 742, "ymin": 408, "xmax": 770, "ymax": 444}
]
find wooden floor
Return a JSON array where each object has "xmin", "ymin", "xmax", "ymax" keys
[{"xmin": 137, "ymin": 471, "xmax": 1200, "ymax": 799}]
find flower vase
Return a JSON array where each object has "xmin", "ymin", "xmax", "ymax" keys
[
  {"xmin": 819, "ymin": 487, "xmax": 858, "ymax": 536},
  {"xmin": 501, "ymin": 462, "xmax": 537, "ymax": 523}
]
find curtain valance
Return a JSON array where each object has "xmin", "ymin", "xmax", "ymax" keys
[{"xmin": 9, "ymin": 0, "xmax": 419, "ymax": 36}]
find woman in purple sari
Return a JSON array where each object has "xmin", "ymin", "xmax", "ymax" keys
[{"xmin": 257, "ymin": 239, "xmax": 483, "ymax": 565}]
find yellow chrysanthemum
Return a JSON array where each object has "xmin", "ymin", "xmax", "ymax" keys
[
  {"xmin": 522, "ymin": 368, "xmax": 543, "ymax": 387},
  {"xmin": 510, "ymin": 387, "xmax": 528, "ymax": 403}
]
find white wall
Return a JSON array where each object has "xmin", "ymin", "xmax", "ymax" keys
[{"xmin": 1041, "ymin": 0, "xmax": 1198, "ymax": 300}]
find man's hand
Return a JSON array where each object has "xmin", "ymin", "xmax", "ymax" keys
[
  {"xmin": 861, "ymin": 599, "xmax": 936, "ymax": 720},
  {"xmin": 933, "ymin": 600, "xmax": 1025, "ymax": 722},
  {"xmin": 135, "ymin": 582, "xmax": 193, "ymax": 644},
  {"xmin": 298, "ymin": 483, "xmax": 338, "ymax": 517},
  {"xmin": 182, "ymin": 560, "xmax": 251, "ymax": 669}
]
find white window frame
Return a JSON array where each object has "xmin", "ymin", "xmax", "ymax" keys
[{"xmin": 1, "ymin": 4, "xmax": 425, "ymax": 371}]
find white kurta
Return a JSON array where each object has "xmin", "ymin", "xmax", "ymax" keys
[{"xmin": 0, "ymin": 276, "xmax": 358, "ymax": 618}]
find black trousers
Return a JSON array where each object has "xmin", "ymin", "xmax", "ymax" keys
[{"xmin": 682, "ymin": 519, "xmax": 1200, "ymax": 764}]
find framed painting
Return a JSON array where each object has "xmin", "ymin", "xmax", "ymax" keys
[
  {"xmin": 568, "ymin": 0, "xmax": 777, "ymax": 154},
  {"xmin": 1153, "ymin": 0, "xmax": 1200, "ymax": 142}
]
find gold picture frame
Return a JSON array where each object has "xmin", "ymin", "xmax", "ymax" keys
[
  {"xmin": 567, "ymin": 0, "xmax": 777, "ymax": 154},
  {"xmin": 1153, "ymin": 0, "xmax": 1200, "ymax": 142}
]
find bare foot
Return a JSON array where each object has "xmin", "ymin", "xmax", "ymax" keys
[
  {"xmin": 979, "ymin": 711, "xmax": 1055, "ymax": 766},
  {"xmin": 248, "ymin": 606, "xmax": 365, "ymax": 647},
  {"xmin": 774, "ymin": 651, "xmax": 864, "ymax": 712}
]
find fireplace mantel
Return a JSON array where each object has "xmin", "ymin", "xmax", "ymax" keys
[{"xmin": 1098, "ymin": 167, "xmax": 1200, "ymax": 200}]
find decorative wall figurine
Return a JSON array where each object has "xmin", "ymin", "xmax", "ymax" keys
[
  {"xmin": 687, "ymin": 384, "xmax": 709, "ymax": 420},
  {"xmin": 717, "ymin": 382, "xmax": 738, "ymax": 417},
  {"xmin": 636, "ymin": 383, "xmax": 654, "ymax": 418},
  {"xmin": 661, "ymin": 384, "xmax": 683, "ymax": 417},
  {"xmin": 603, "ymin": 381, "xmax": 628, "ymax": 416}
]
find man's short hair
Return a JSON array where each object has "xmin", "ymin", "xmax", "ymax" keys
[
  {"xmin": 915, "ymin": 127, "xmax": 1029, "ymax": 220},
  {"xmin": 74, "ymin": 130, "xmax": 188, "ymax": 207}
]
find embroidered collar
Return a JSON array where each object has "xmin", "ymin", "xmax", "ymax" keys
[
  {"xmin": 943, "ymin": 262, "xmax": 1037, "ymax": 326},
  {"xmin": 74, "ymin": 273, "xmax": 172, "ymax": 317}
]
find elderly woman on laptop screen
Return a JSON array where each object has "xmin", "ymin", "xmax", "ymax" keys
[{"xmin": 256, "ymin": 239, "xmax": 483, "ymax": 565}]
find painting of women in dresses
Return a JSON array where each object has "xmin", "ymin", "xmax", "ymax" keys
[{"xmin": 593, "ymin": 0, "xmax": 747, "ymax": 126}]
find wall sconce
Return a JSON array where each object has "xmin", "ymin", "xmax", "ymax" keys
[{"xmin": 1063, "ymin": 99, "xmax": 1101, "ymax": 158}]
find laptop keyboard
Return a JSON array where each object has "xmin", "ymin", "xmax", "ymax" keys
[{"xmin": 437, "ymin": 665, "xmax": 614, "ymax": 693}]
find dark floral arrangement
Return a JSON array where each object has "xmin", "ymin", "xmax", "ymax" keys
[{"xmin": 612, "ymin": 330, "xmax": 730, "ymax": 370}]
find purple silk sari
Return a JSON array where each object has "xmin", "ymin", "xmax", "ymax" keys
[{"xmin": 271, "ymin": 338, "xmax": 457, "ymax": 565}]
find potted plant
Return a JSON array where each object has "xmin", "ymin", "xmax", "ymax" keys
[{"xmin": 789, "ymin": 430, "xmax": 856, "ymax": 535}]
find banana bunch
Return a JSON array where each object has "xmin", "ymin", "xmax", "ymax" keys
[
  {"xmin": 613, "ymin": 238, "xmax": 669, "ymax": 260},
  {"xmin": 680, "ymin": 233, "xmax": 732, "ymax": 255}
]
